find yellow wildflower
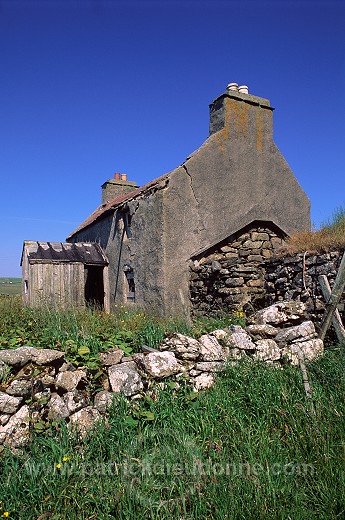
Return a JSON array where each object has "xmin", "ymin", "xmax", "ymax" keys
[
  {"xmin": 56, "ymin": 463, "xmax": 61, "ymax": 469},
  {"xmin": 62, "ymin": 456, "xmax": 68, "ymax": 462},
  {"xmin": 3, "ymin": 512, "xmax": 9, "ymax": 518}
]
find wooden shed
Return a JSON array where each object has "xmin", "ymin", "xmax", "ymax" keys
[{"xmin": 21, "ymin": 241, "xmax": 109, "ymax": 310}]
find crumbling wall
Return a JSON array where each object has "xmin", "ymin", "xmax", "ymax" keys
[
  {"xmin": 264, "ymin": 251, "xmax": 345, "ymax": 327},
  {"xmin": 190, "ymin": 236, "xmax": 344, "ymax": 333},
  {"xmin": 190, "ymin": 223, "xmax": 285, "ymax": 316}
]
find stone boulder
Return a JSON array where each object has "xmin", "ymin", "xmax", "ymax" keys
[
  {"xmin": 251, "ymin": 301, "xmax": 306, "ymax": 326},
  {"xmin": 0, "ymin": 405, "xmax": 30, "ymax": 449},
  {"xmin": 94, "ymin": 391, "xmax": 115, "ymax": 413},
  {"xmin": 159, "ymin": 333, "xmax": 201, "ymax": 360},
  {"xmin": 55, "ymin": 369, "xmax": 87, "ymax": 392},
  {"xmin": 48, "ymin": 393, "xmax": 70, "ymax": 420},
  {"xmin": 0, "ymin": 346, "xmax": 64, "ymax": 367},
  {"xmin": 69, "ymin": 407, "xmax": 102, "ymax": 436},
  {"xmin": 108, "ymin": 362, "xmax": 143, "ymax": 396},
  {"xmin": 199, "ymin": 334, "xmax": 224, "ymax": 361},
  {"xmin": 134, "ymin": 351, "xmax": 182, "ymax": 378},
  {"xmin": 253, "ymin": 339, "xmax": 281, "ymax": 362},
  {"xmin": 275, "ymin": 321, "xmax": 316, "ymax": 345},
  {"xmin": 0, "ymin": 392, "xmax": 23, "ymax": 414},
  {"xmin": 227, "ymin": 326, "xmax": 256, "ymax": 350},
  {"xmin": 193, "ymin": 373, "xmax": 216, "ymax": 391}
]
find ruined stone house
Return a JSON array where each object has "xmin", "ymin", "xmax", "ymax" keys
[{"xmin": 57, "ymin": 83, "xmax": 310, "ymax": 319}]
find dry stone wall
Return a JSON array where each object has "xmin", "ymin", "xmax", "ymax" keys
[
  {"xmin": 264, "ymin": 251, "xmax": 344, "ymax": 327},
  {"xmin": 190, "ymin": 229, "xmax": 344, "ymax": 339},
  {"xmin": 190, "ymin": 224, "xmax": 285, "ymax": 316},
  {"xmin": 0, "ymin": 301, "xmax": 323, "ymax": 452}
]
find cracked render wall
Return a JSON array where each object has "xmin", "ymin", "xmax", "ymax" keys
[
  {"xmin": 68, "ymin": 88, "xmax": 310, "ymax": 320},
  {"xmin": 69, "ymin": 190, "xmax": 166, "ymax": 312},
  {"xmin": 160, "ymin": 90, "xmax": 310, "ymax": 319}
]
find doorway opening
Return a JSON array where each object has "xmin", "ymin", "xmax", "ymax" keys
[{"xmin": 85, "ymin": 266, "xmax": 104, "ymax": 308}]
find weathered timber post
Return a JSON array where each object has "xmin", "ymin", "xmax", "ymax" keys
[
  {"xmin": 318, "ymin": 252, "xmax": 345, "ymax": 342},
  {"xmin": 297, "ymin": 350, "xmax": 315, "ymax": 416},
  {"xmin": 318, "ymin": 274, "xmax": 345, "ymax": 344}
]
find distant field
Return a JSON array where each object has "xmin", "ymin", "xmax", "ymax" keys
[{"xmin": 0, "ymin": 278, "xmax": 22, "ymax": 295}]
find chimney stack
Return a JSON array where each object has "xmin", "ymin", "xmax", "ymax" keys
[
  {"xmin": 209, "ymin": 83, "xmax": 273, "ymax": 144},
  {"xmin": 101, "ymin": 173, "xmax": 138, "ymax": 204}
]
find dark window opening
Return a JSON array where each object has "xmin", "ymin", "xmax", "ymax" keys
[
  {"xmin": 85, "ymin": 266, "xmax": 104, "ymax": 308},
  {"xmin": 124, "ymin": 266, "xmax": 135, "ymax": 302}
]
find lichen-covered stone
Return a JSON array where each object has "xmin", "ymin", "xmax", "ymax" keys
[
  {"xmin": 227, "ymin": 326, "xmax": 256, "ymax": 350},
  {"xmin": 64, "ymin": 390, "xmax": 88, "ymax": 414},
  {"xmin": 193, "ymin": 373, "xmax": 216, "ymax": 391},
  {"xmin": 69, "ymin": 407, "xmax": 102, "ymax": 436},
  {"xmin": 0, "ymin": 414, "xmax": 10, "ymax": 426},
  {"xmin": 48, "ymin": 393, "xmax": 70, "ymax": 419},
  {"xmin": 282, "ymin": 338, "xmax": 324, "ymax": 365},
  {"xmin": 108, "ymin": 362, "xmax": 143, "ymax": 396},
  {"xmin": 0, "ymin": 392, "xmax": 23, "ymax": 414},
  {"xmin": 94, "ymin": 391, "xmax": 115, "ymax": 413},
  {"xmin": 5, "ymin": 379, "xmax": 32, "ymax": 397},
  {"xmin": 252, "ymin": 301, "xmax": 306, "ymax": 326},
  {"xmin": 199, "ymin": 335, "xmax": 224, "ymax": 361},
  {"xmin": 0, "ymin": 346, "xmax": 65, "ymax": 368},
  {"xmin": 134, "ymin": 352, "xmax": 182, "ymax": 378},
  {"xmin": 99, "ymin": 349, "xmax": 124, "ymax": 366},
  {"xmin": 0, "ymin": 405, "xmax": 30, "ymax": 448},
  {"xmin": 275, "ymin": 321, "xmax": 315, "ymax": 344},
  {"xmin": 253, "ymin": 339, "xmax": 280, "ymax": 361},
  {"xmin": 159, "ymin": 333, "xmax": 201, "ymax": 360},
  {"xmin": 246, "ymin": 324, "xmax": 279, "ymax": 338},
  {"xmin": 55, "ymin": 369, "xmax": 87, "ymax": 392},
  {"xmin": 194, "ymin": 361, "xmax": 224, "ymax": 372}
]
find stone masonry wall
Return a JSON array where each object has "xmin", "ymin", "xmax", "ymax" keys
[
  {"xmin": 264, "ymin": 251, "xmax": 345, "ymax": 328},
  {"xmin": 190, "ymin": 224, "xmax": 285, "ymax": 316},
  {"xmin": 190, "ymin": 238, "xmax": 344, "ymax": 344}
]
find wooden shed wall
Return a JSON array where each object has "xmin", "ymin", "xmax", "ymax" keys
[{"xmin": 28, "ymin": 262, "xmax": 85, "ymax": 308}]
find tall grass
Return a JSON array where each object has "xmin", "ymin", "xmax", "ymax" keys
[
  {"xmin": 283, "ymin": 204, "xmax": 345, "ymax": 254},
  {"xmin": 0, "ymin": 350, "xmax": 345, "ymax": 519},
  {"xmin": 1, "ymin": 299, "xmax": 345, "ymax": 518}
]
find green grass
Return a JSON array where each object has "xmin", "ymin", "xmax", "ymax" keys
[
  {"xmin": 0, "ymin": 278, "xmax": 21, "ymax": 296},
  {"xmin": 0, "ymin": 299, "xmax": 345, "ymax": 519}
]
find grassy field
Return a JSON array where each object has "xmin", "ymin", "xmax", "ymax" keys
[
  {"xmin": 0, "ymin": 278, "xmax": 21, "ymax": 296},
  {"xmin": 0, "ymin": 298, "xmax": 344, "ymax": 519}
]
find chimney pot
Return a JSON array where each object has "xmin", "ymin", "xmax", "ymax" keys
[
  {"xmin": 238, "ymin": 85, "xmax": 249, "ymax": 94},
  {"xmin": 114, "ymin": 172, "xmax": 121, "ymax": 180},
  {"xmin": 226, "ymin": 83, "xmax": 238, "ymax": 91},
  {"xmin": 121, "ymin": 174, "xmax": 127, "ymax": 181}
]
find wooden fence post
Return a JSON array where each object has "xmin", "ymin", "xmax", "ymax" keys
[
  {"xmin": 318, "ymin": 274, "xmax": 345, "ymax": 344},
  {"xmin": 318, "ymin": 252, "xmax": 345, "ymax": 342}
]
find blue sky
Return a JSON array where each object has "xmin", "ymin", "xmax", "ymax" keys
[{"xmin": 0, "ymin": 0, "xmax": 344, "ymax": 277}]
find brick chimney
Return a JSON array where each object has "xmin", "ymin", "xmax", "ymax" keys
[
  {"xmin": 209, "ymin": 83, "xmax": 274, "ymax": 150},
  {"xmin": 101, "ymin": 173, "xmax": 139, "ymax": 204}
]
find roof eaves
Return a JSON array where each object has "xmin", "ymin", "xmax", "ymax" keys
[{"xmin": 67, "ymin": 171, "xmax": 171, "ymax": 239}]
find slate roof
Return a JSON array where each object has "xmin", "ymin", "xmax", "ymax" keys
[
  {"xmin": 21, "ymin": 241, "xmax": 108, "ymax": 265},
  {"xmin": 67, "ymin": 171, "xmax": 171, "ymax": 239}
]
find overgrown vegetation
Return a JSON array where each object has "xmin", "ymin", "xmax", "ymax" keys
[
  {"xmin": 1, "ymin": 298, "xmax": 345, "ymax": 518},
  {"xmin": 284, "ymin": 204, "xmax": 345, "ymax": 253},
  {"xmin": 0, "ymin": 297, "xmax": 241, "ymax": 369}
]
